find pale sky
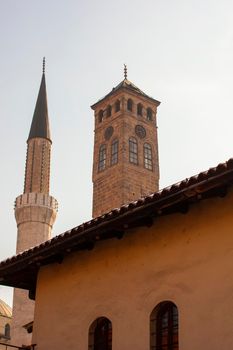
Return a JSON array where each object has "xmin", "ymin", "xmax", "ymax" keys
[{"xmin": 1, "ymin": 0, "xmax": 233, "ymax": 305}]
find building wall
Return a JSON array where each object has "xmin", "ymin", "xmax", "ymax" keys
[{"xmin": 32, "ymin": 189, "xmax": 233, "ymax": 350}]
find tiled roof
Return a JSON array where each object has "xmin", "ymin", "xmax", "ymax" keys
[
  {"xmin": 91, "ymin": 78, "xmax": 160, "ymax": 108},
  {"xmin": 1, "ymin": 158, "xmax": 233, "ymax": 291}
]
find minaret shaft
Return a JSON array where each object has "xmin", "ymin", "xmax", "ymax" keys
[{"xmin": 24, "ymin": 138, "xmax": 51, "ymax": 194}]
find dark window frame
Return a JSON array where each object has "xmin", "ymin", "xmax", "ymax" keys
[
  {"xmin": 111, "ymin": 139, "xmax": 119, "ymax": 165},
  {"xmin": 89, "ymin": 317, "xmax": 112, "ymax": 350},
  {"xmin": 129, "ymin": 137, "xmax": 138, "ymax": 165},
  {"xmin": 150, "ymin": 302, "xmax": 178, "ymax": 350},
  {"xmin": 144, "ymin": 143, "xmax": 153, "ymax": 170},
  {"xmin": 98, "ymin": 144, "xmax": 107, "ymax": 172}
]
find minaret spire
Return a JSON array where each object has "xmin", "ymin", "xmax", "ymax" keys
[
  {"xmin": 124, "ymin": 64, "xmax": 127, "ymax": 80},
  {"xmin": 43, "ymin": 57, "xmax": 45, "ymax": 74},
  {"xmin": 28, "ymin": 59, "xmax": 50, "ymax": 141}
]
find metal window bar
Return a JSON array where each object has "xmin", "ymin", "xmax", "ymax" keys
[{"xmin": 129, "ymin": 138, "xmax": 138, "ymax": 165}]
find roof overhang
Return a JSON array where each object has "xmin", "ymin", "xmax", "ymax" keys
[{"xmin": 1, "ymin": 159, "xmax": 233, "ymax": 293}]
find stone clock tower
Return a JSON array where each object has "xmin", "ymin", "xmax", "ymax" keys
[{"xmin": 91, "ymin": 67, "xmax": 160, "ymax": 218}]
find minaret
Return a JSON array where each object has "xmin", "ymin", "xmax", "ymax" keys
[
  {"xmin": 11, "ymin": 59, "xmax": 58, "ymax": 346},
  {"xmin": 91, "ymin": 66, "xmax": 160, "ymax": 217}
]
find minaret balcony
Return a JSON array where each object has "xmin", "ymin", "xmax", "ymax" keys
[{"xmin": 14, "ymin": 193, "xmax": 58, "ymax": 211}]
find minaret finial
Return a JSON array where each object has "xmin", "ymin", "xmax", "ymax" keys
[
  {"xmin": 43, "ymin": 57, "xmax": 45, "ymax": 75},
  {"xmin": 124, "ymin": 64, "xmax": 127, "ymax": 79}
]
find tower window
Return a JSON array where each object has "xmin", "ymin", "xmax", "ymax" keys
[
  {"xmin": 98, "ymin": 110, "xmax": 104, "ymax": 123},
  {"xmin": 89, "ymin": 317, "xmax": 112, "ymax": 350},
  {"xmin": 111, "ymin": 139, "xmax": 119, "ymax": 165},
  {"xmin": 147, "ymin": 108, "xmax": 153, "ymax": 121},
  {"xmin": 5, "ymin": 324, "xmax": 10, "ymax": 339},
  {"xmin": 137, "ymin": 103, "xmax": 143, "ymax": 116},
  {"xmin": 115, "ymin": 100, "xmax": 120, "ymax": 112},
  {"xmin": 107, "ymin": 105, "xmax": 112, "ymax": 117},
  {"xmin": 144, "ymin": 143, "xmax": 153, "ymax": 170},
  {"xmin": 129, "ymin": 137, "xmax": 138, "ymax": 164},
  {"xmin": 150, "ymin": 301, "xmax": 179, "ymax": 350},
  {"xmin": 127, "ymin": 98, "xmax": 133, "ymax": 111},
  {"xmin": 98, "ymin": 144, "xmax": 107, "ymax": 172}
]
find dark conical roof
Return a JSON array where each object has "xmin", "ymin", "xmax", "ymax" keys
[
  {"xmin": 28, "ymin": 73, "xmax": 51, "ymax": 142},
  {"xmin": 91, "ymin": 78, "xmax": 160, "ymax": 109}
]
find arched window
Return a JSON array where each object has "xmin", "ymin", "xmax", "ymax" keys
[
  {"xmin": 107, "ymin": 105, "xmax": 112, "ymax": 117},
  {"xmin": 147, "ymin": 108, "xmax": 153, "ymax": 121},
  {"xmin": 89, "ymin": 317, "xmax": 112, "ymax": 350},
  {"xmin": 129, "ymin": 137, "xmax": 138, "ymax": 164},
  {"xmin": 115, "ymin": 100, "xmax": 120, "ymax": 112},
  {"xmin": 111, "ymin": 139, "xmax": 118, "ymax": 165},
  {"xmin": 98, "ymin": 110, "xmax": 104, "ymax": 123},
  {"xmin": 5, "ymin": 324, "xmax": 10, "ymax": 339},
  {"xmin": 144, "ymin": 143, "xmax": 153, "ymax": 170},
  {"xmin": 127, "ymin": 98, "xmax": 133, "ymax": 111},
  {"xmin": 150, "ymin": 301, "xmax": 178, "ymax": 350},
  {"xmin": 137, "ymin": 103, "xmax": 143, "ymax": 116},
  {"xmin": 98, "ymin": 144, "xmax": 107, "ymax": 172}
]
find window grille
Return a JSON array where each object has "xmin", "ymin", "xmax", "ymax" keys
[
  {"xmin": 129, "ymin": 137, "xmax": 138, "ymax": 164},
  {"xmin": 98, "ymin": 144, "xmax": 106, "ymax": 171},
  {"xmin": 111, "ymin": 139, "xmax": 118, "ymax": 165},
  {"xmin": 144, "ymin": 143, "xmax": 153, "ymax": 170},
  {"xmin": 150, "ymin": 302, "xmax": 179, "ymax": 350}
]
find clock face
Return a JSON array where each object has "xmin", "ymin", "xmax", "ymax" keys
[
  {"xmin": 104, "ymin": 126, "xmax": 114, "ymax": 140},
  {"xmin": 135, "ymin": 125, "xmax": 146, "ymax": 139}
]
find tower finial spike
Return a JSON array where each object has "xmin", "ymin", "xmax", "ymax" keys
[
  {"xmin": 124, "ymin": 64, "xmax": 127, "ymax": 79},
  {"xmin": 43, "ymin": 57, "xmax": 45, "ymax": 75}
]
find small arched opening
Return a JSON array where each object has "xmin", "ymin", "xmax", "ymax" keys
[{"xmin": 89, "ymin": 317, "xmax": 112, "ymax": 350}]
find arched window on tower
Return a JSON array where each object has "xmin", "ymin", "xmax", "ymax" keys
[
  {"xmin": 129, "ymin": 137, "xmax": 138, "ymax": 165},
  {"xmin": 98, "ymin": 110, "xmax": 104, "ymax": 123},
  {"xmin": 147, "ymin": 107, "xmax": 153, "ymax": 121},
  {"xmin": 98, "ymin": 144, "xmax": 107, "ymax": 172},
  {"xmin": 115, "ymin": 100, "xmax": 120, "ymax": 112},
  {"xmin": 5, "ymin": 324, "xmax": 10, "ymax": 339},
  {"xmin": 144, "ymin": 143, "xmax": 153, "ymax": 170},
  {"xmin": 107, "ymin": 105, "xmax": 112, "ymax": 117},
  {"xmin": 137, "ymin": 103, "xmax": 143, "ymax": 116},
  {"xmin": 111, "ymin": 139, "xmax": 119, "ymax": 165},
  {"xmin": 150, "ymin": 301, "xmax": 179, "ymax": 350},
  {"xmin": 127, "ymin": 98, "xmax": 133, "ymax": 111},
  {"xmin": 89, "ymin": 317, "xmax": 112, "ymax": 350}
]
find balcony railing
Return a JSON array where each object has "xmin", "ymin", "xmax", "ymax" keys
[{"xmin": 0, "ymin": 343, "xmax": 36, "ymax": 350}]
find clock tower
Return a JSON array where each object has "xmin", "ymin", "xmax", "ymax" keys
[{"xmin": 91, "ymin": 67, "xmax": 160, "ymax": 218}]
